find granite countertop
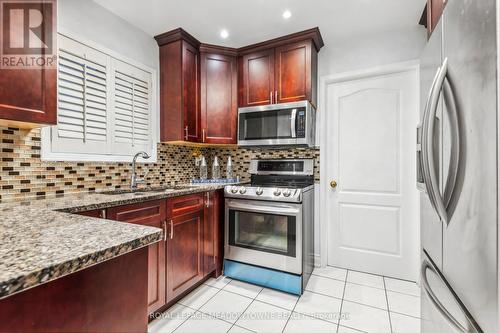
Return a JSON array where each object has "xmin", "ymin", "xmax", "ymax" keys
[{"xmin": 0, "ymin": 183, "xmax": 236, "ymax": 299}]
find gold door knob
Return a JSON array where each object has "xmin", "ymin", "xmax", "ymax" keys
[{"xmin": 330, "ymin": 180, "xmax": 338, "ymax": 189}]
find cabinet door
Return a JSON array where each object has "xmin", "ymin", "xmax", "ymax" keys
[
  {"xmin": 203, "ymin": 191, "xmax": 223, "ymax": 276},
  {"xmin": 107, "ymin": 200, "xmax": 167, "ymax": 314},
  {"xmin": 275, "ymin": 40, "xmax": 312, "ymax": 104},
  {"xmin": 427, "ymin": 0, "xmax": 446, "ymax": 36},
  {"xmin": 239, "ymin": 49, "xmax": 275, "ymax": 107},
  {"xmin": 0, "ymin": 2, "xmax": 56, "ymax": 128},
  {"xmin": 166, "ymin": 210, "xmax": 204, "ymax": 302},
  {"xmin": 0, "ymin": 67, "xmax": 56, "ymax": 127},
  {"xmin": 182, "ymin": 41, "xmax": 201, "ymax": 142},
  {"xmin": 201, "ymin": 53, "xmax": 237, "ymax": 144}
]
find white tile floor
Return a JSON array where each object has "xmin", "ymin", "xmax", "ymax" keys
[{"xmin": 149, "ymin": 267, "xmax": 421, "ymax": 333}]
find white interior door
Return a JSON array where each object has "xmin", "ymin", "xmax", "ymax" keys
[{"xmin": 325, "ymin": 68, "xmax": 419, "ymax": 281}]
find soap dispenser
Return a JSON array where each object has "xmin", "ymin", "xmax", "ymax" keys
[
  {"xmin": 199, "ymin": 156, "xmax": 208, "ymax": 180},
  {"xmin": 226, "ymin": 156, "xmax": 234, "ymax": 180},
  {"xmin": 212, "ymin": 156, "xmax": 221, "ymax": 180}
]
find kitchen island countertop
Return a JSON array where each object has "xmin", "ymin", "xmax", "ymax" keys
[{"xmin": 0, "ymin": 183, "xmax": 236, "ymax": 299}]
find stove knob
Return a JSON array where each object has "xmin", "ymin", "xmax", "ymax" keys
[
  {"xmin": 256, "ymin": 187, "xmax": 264, "ymax": 196},
  {"xmin": 273, "ymin": 189, "xmax": 282, "ymax": 196},
  {"xmin": 230, "ymin": 186, "xmax": 238, "ymax": 194},
  {"xmin": 239, "ymin": 187, "xmax": 247, "ymax": 194},
  {"xmin": 282, "ymin": 189, "xmax": 292, "ymax": 197}
]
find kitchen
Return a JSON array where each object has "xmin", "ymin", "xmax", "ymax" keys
[{"xmin": 0, "ymin": 0, "xmax": 497, "ymax": 332}]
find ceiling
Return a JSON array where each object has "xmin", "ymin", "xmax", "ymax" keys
[{"xmin": 93, "ymin": 0, "xmax": 426, "ymax": 48}]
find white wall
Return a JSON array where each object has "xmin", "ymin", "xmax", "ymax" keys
[
  {"xmin": 319, "ymin": 26, "xmax": 426, "ymax": 77},
  {"xmin": 58, "ymin": 0, "xmax": 158, "ymax": 70},
  {"xmin": 314, "ymin": 25, "xmax": 426, "ymax": 266}
]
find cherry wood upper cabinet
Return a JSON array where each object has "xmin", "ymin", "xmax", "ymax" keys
[
  {"xmin": 106, "ymin": 200, "xmax": 167, "ymax": 314},
  {"xmin": 155, "ymin": 27, "xmax": 323, "ymax": 143},
  {"xmin": 156, "ymin": 29, "xmax": 201, "ymax": 142},
  {"xmin": 0, "ymin": 2, "xmax": 57, "ymax": 128},
  {"xmin": 238, "ymin": 28, "xmax": 323, "ymax": 108},
  {"xmin": 200, "ymin": 48, "xmax": 238, "ymax": 144},
  {"xmin": 422, "ymin": 0, "xmax": 447, "ymax": 37},
  {"xmin": 239, "ymin": 49, "xmax": 275, "ymax": 107},
  {"xmin": 275, "ymin": 40, "xmax": 315, "ymax": 104}
]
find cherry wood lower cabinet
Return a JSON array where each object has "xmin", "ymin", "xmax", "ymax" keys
[
  {"xmin": 76, "ymin": 190, "xmax": 224, "ymax": 315},
  {"xmin": 107, "ymin": 200, "xmax": 167, "ymax": 314},
  {"xmin": 0, "ymin": 247, "xmax": 149, "ymax": 333},
  {"xmin": 165, "ymin": 194, "xmax": 205, "ymax": 302},
  {"xmin": 203, "ymin": 191, "xmax": 223, "ymax": 276}
]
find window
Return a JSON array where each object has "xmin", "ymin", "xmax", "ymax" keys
[{"xmin": 42, "ymin": 34, "xmax": 157, "ymax": 162}]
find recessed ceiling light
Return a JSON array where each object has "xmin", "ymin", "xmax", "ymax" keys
[
  {"xmin": 282, "ymin": 10, "xmax": 292, "ymax": 19},
  {"xmin": 220, "ymin": 29, "xmax": 229, "ymax": 39}
]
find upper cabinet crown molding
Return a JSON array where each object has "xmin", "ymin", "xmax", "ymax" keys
[
  {"xmin": 154, "ymin": 27, "xmax": 201, "ymax": 48},
  {"xmin": 199, "ymin": 43, "xmax": 238, "ymax": 57},
  {"xmin": 237, "ymin": 27, "xmax": 324, "ymax": 55}
]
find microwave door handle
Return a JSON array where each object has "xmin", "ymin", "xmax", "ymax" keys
[{"xmin": 290, "ymin": 108, "xmax": 297, "ymax": 138}]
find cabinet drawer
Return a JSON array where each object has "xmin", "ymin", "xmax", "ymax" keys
[
  {"xmin": 167, "ymin": 193, "xmax": 205, "ymax": 218},
  {"xmin": 107, "ymin": 200, "xmax": 166, "ymax": 225}
]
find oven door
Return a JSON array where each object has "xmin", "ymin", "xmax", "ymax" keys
[{"xmin": 225, "ymin": 198, "xmax": 302, "ymax": 274}]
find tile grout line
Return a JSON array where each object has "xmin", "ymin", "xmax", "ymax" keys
[
  {"xmin": 335, "ymin": 270, "xmax": 349, "ymax": 333},
  {"xmin": 172, "ymin": 284, "xmax": 225, "ymax": 332},
  {"xmin": 280, "ymin": 289, "xmax": 300, "ymax": 333},
  {"xmin": 383, "ymin": 277, "xmax": 394, "ymax": 333},
  {"xmin": 226, "ymin": 286, "xmax": 264, "ymax": 333}
]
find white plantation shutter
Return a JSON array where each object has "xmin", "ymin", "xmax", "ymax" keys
[
  {"xmin": 52, "ymin": 35, "xmax": 110, "ymax": 154},
  {"xmin": 112, "ymin": 60, "xmax": 152, "ymax": 153},
  {"xmin": 45, "ymin": 34, "xmax": 155, "ymax": 161}
]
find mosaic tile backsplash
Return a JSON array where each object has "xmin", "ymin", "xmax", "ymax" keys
[{"xmin": 0, "ymin": 126, "xmax": 319, "ymax": 202}]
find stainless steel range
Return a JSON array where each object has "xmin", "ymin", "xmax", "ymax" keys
[{"xmin": 223, "ymin": 159, "xmax": 314, "ymax": 295}]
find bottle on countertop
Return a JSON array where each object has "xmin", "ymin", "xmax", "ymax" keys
[
  {"xmin": 226, "ymin": 156, "xmax": 234, "ymax": 180},
  {"xmin": 200, "ymin": 156, "xmax": 208, "ymax": 180},
  {"xmin": 212, "ymin": 156, "xmax": 221, "ymax": 179}
]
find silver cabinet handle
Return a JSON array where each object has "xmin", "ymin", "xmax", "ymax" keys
[
  {"xmin": 184, "ymin": 126, "xmax": 188, "ymax": 140},
  {"xmin": 422, "ymin": 58, "xmax": 449, "ymax": 224},
  {"xmin": 275, "ymin": 90, "xmax": 278, "ymax": 104},
  {"xmin": 290, "ymin": 108, "xmax": 297, "ymax": 138},
  {"xmin": 205, "ymin": 192, "xmax": 210, "ymax": 208},
  {"xmin": 270, "ymin": 91, "xmax": 273, "ymax": 104},
  {"xmin": 101, "ymin": 209, "xmax": 106, "ymax": 219},
  {"xmin": 421, "ymin": 258, "xmax": 482, "ymax": 333},
  {"xmin": 170, "ymin": 220, "xmax": 173, "ymax": 239},
  {"xmin": 163, "ymin": 220, "xmax": 167, "ymax": 241}
]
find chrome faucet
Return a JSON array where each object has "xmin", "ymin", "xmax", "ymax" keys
[{"xmin": 131, "ymin": 151, "xmax": 150, "ymax": 190}]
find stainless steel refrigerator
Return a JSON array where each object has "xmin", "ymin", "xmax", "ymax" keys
[{"xmin": 418, "ymin": 0, "xmax": 498, "ymax": 332}]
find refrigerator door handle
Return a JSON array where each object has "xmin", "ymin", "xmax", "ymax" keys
[
  {"xmin": 422, "ymin": 58, "xmax": 449, "ymax": 224},
  {"xmin": 420, "ymin": 64, "xmax": 442, "ymax": 211},
  {"xmin": 441, "ymin": 77, "xmax": 461, "ymax": 219},
  {"xmin": 421, "ymin": 258, "xmax": 483, "ymax": 333}
]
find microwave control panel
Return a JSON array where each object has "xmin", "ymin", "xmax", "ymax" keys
[{"xmin": 297, "ymin": 109, "xmax": 306, "ymax": 138}]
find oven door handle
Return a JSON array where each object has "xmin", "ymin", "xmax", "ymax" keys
[{"xmin": 227, "ymin": 202, "xmax": 300, "ymax": 216}]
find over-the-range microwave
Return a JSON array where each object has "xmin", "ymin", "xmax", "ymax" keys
[{"xmin": 237, "ymin": 100, "xmax": 316, "ymax": 148}]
